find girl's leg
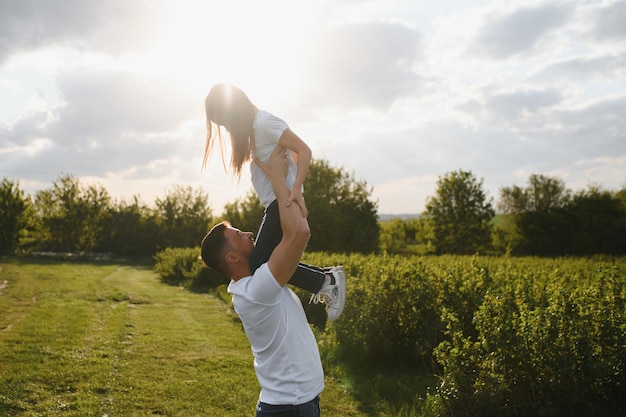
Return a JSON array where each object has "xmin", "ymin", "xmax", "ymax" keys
[
  {"xmin": 250, "ymin": 200, "xmax": 326, "ymax": 294},
  {"xmin": 249, "ymin": 199, "xmax": 281, "ymax": 272}
]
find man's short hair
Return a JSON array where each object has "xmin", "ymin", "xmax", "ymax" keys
[{"xmin": 200, "ymin": 221, "xmax": 232, "ymax": 276}]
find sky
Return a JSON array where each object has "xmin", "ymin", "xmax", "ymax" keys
[{"xmin": 1, "ymin": 0, "xmax": 625, "ymax": 215}]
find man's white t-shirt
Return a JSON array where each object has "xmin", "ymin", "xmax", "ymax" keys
[
  {"xmin": 250, "ymin": 110, "xmax": 300, "ymax": 209},
  {"xmin": 228, "ymin": 263, "xmax": 324, "ymax": 405}
]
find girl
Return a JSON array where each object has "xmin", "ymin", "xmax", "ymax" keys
[{"xmin": 202, "ymin": 83, "xmax": 345, "ymax": 321}]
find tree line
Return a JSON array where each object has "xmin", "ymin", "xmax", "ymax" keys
[
  {"xmin": 2, "ymin": 162, "xmax": 625, "ymax": 257},
  {"xmin": 0, "ymin": 159, "xmax": 379, "ymax": 257},
  {"xmin": 381, "ymin": 171, "xmax": 626, "ymax": 256}
]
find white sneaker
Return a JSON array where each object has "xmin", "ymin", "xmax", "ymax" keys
[{"xmin": 309, "ymin": 266, "xmax": 346, "ymax": 321}]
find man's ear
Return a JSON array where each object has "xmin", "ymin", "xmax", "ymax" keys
[{"xmin": 225, "ymin": 251, "xmax": 238, "ymax": 265}]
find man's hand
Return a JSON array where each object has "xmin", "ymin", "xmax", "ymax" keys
[
  {"xmin": 287, "ymin": 188, "xmax": 308, "ymax": 218},
  {"xmin": 254, "ymin": 145, "xmax": 289, "ymax": 182},
  {"xmin": 255, "ymin": 145, "xmax": 311, "ymax": 287}
]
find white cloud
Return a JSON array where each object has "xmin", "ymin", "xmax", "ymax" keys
[
  {"xmin": 0, "ymin": 0, "xmax": 164, "ymax": 63},
  {"xmin": 528, "ymin": 54, "xmax": 626, "ymax": 83},
  {"xmin": 1, "ymin": 0, "xmax": 625, "ymax": 214},
  {"xmin": 585, "ymin": 0, "xmax": 626, "ymax": 42},
  {"xmin": 472, "ymin": 2, "xmax": 572, "ymax": 59},
  {"xmin": 300, "ymin": 20, "xmax": 424, "ymax": 110},
  {"xmin": 458, "ymin": 87, "xmax": 565, "ymax": 126},
  {"xmin": 50, "ymin": 67, "xmax": 199, "ymax": 144}
]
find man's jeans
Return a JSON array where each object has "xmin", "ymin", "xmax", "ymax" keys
[{"xmin": 256, "ymin": 396, "xmax": 320, "ymax": 417}]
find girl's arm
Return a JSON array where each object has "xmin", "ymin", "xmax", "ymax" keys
[{"xmin": 278, "ymin": 128, "xmax": 311, "ymax": 217}]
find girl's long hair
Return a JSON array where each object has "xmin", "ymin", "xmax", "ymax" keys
[{"xmin": 203, "ymin": 84, "xmax": 256, "ymax": 180}]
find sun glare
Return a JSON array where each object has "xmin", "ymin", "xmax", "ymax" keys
[{"xmin": 137, "ymin": 0, "xmax": 318, "ymax": 105}]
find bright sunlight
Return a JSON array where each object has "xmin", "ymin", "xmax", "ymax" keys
[{"xmin": 135, "ymin": 0, "xmax": 320, "ymax": 103}]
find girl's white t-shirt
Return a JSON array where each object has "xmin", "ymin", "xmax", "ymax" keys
[{"xmin": 250, "ymin": 110, "xmax": 300, "ymax": 209}]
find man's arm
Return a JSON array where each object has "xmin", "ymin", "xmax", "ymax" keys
[{"xmin": 254, "ymin": 146, "xmax": 311, "ymax": 287}]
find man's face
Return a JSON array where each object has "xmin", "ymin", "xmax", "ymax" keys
[{"xmin": 223, "ymin": 226, "xmax": 254, "ymax": 258}]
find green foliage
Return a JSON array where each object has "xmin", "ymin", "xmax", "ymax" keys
[
  {"xmin": 305, "ymin": 252, "xmax": 626, "ymax": 417},
  {"xmin": 34, "ymin": 174, "xmax": 111, "ymax": 252},
  {"xmin": 305, "ymin": 159, "xmax": 379, "ymax": 253},
  {"xmin": 153, "ymin": 247, "xmax": 224, "ymax": 289},
  {"xmin": 0, "ymin": 175, "xmax": 218, "ymax": 258},
  {"xmin": 0, "ymin": 178, "xmax": 34, "ymax": 253},
  {"xmin": 425, "ymin": 170, "xmax": 495, "ymax": 254},
  {"xmin": 497, "ymin": 174, "xmax": 572, "ymax": 255},
  {"xmin": 3, "ymin": 169, "xmax": 625, "ymax": 260},
  {"xmin": 153, "ymin": 247, "xmax": 626, "ymax": 416},
  {"xmin": 567, "ymin": 186, "xmax": 626, "ymax": 255},
  {"xmin": 379, "ymin": 217, "xmax": 434, "ymax": 255},
  {"xmin": 499, "ymin": 174, "xmax": 571, "ymax": 214},
  {"xmin": 154, "ymin": 185, "xmax": 214, "ymax": 250},
  {"xmin": 221, "ymin": 190, "xmax": 264, "ymax": 234},
  {"xmin": 100, "ymin": 196, "xmax": 159, "ymax": 257},
  {"xmin": 498, "ymin": 176, "xmax": 626, "ymax": 256},
  {"xmin": 490, "ymin": 213, "xmax": 520, "ymax": 255},
  {"xmin": 336, "ymin": 254, "xmax": 441, "ymax": 366},
  {"xmin": 221, "ymin": 158, "xmax": 380, "ymax": 253},
  {"xmin": 427, "ymin": 260, "xmax": 626, "ymax": 417}
]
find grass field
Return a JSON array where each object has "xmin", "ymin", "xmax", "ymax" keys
[{"xmin": 0, "ymin": 257, "xmax": 416, "ymax": 417}]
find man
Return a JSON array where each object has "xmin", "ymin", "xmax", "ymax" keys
[{"xmin": 200, "ymin": 145, "xmax": 326, "ymax": 417}]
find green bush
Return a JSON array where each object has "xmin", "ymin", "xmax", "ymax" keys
[
  {"xmin": 306, "ymin": 253, "xmax": 626, "ymax": 416},
  {"xmin": 425, "ymin": 260, "xmax": 626, "ymax": 417},
  {"xmin": 153, "ymin": 247, "xmax": 224, "ymax": 289},
  {"xmin": 156, "ymin": 248, "xmax": 626, "ymax": 416}
]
